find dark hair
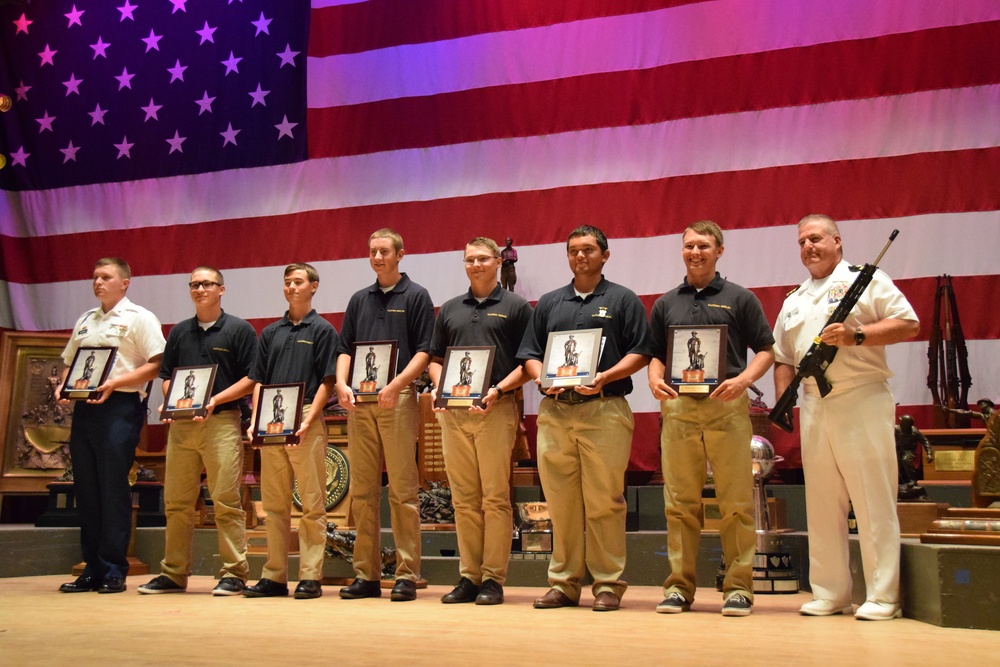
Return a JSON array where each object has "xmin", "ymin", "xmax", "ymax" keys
[{"xmin": 567, "ymin": 225, "xmax": 608, "ymax": 253}]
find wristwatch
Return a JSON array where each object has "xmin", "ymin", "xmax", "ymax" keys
[
  {"xmin": 490, "ymin": 384, "xmax": 504, "ymax": 398},
  {"xmin": 854, "ymin": 326, "xmax": 866, "ymax": 346}
]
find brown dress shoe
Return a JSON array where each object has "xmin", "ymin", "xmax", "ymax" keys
[
  {"xmin": 592, "ymin": 591, "xmax": 620, "ymax": 611},
  {"xmin": 533, "ymin": 588, "xmax": 578, "ymax": 609}
]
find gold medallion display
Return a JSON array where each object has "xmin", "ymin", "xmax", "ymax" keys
[{"xmin": 293, "ymin": 445, "xmax": 350, "ymax": 511}]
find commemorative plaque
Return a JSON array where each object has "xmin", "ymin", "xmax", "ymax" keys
[
  {"xmin": 349, "ymin": 341, "xmax": 398, "ymax": 403},
  {"xmin": 664, "ymin": 325, "xmax": 727, "ymax": 396},
  {"xmin": 539, "ymin": 328, "xmax": 603, "ymax": 389},
  {"xmin": 162, "ymin": 364, "xmax": 217, "ymax": 419},
  {"xmin": 435, "ymin": 346, "xmax": 495, "ymax": 408},
  {"xmin": 251, "ymin": 383, "xmax": 304, "ymax": 446},
  {"xmin": 60, "ymin": 347, "xmax": 117, "ymax": 400}
]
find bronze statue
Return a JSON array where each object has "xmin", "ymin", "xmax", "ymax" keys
[
  {"xmin": 945, "ymin": 399, "xmax": 999, "ymax": 507},
  {"xmin": 895, "ymin": 415, "xmax": 933, "ymax": 500},
  {"xmin": 500, "ymin": 237, "xmax": 518, "ymax": 291}
]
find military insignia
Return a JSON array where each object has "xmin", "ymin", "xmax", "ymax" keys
[{"xmin": 827, "ymin": 282, "xmax": 849, "ymax": 303}]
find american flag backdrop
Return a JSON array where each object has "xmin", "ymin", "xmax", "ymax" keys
[{"xmin": 1, "ymin": 0, "xmax": 998, "ymax": 470}]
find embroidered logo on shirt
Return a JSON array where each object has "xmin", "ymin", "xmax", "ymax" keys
[
  {"xmin": 487, "ymin": 313, "xmax": 507, "ymax": 319},
  {"xmin": 296, "ymin": 339, "xmax": 314, "ymax": 345},
  {"xmin": 592, "ymin": 306, "xmax": 612, "ymax": 319},
  {"xmin": 387, "ymin": 309, "xmax": 406, "ymax": 313},
  {"xmin": 707, "ymin": 303, "xmax": 731, "ymax": 310},
  {"xmin": 108, "ymin": 323, "xmax": 129, "ymax": 338}
]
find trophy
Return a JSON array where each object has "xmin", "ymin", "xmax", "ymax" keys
[
  {"xmin": 515, "ymin": 502, "xmax": 553, "ymax": 553},
  {"xmin": 749, "ymin": 435, "xmax": 799, "ymax": 593}
]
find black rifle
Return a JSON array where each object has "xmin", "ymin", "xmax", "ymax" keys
[{"xmin": 768, "ymin": 230, "xmax": 899, "ymax": 433}]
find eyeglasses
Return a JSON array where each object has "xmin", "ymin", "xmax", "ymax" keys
[
  {"xmin": 463, "ymin": 256, "xmax": 499, "ymax": 266},
  {"xmin": 188, "ymin": 281, "xmax": 221, "ymax": 290}
]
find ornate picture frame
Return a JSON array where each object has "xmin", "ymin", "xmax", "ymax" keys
[
  {"xmin": 664, "ymin": 324, "xmax": 728, "ymax": 395},
  {"xmin": 162, "ymin": 364, "xmax": 218, "ymax": 420},
  {"xmin": 540, "ymin": 328, "xmax": 603, "ymax": 388},
  {"xmin": 60, "ymin": 346, "xmax": 117, "ymax": 400},
  {"xmin": 0, "ymin": 331, "xmax": 73, "ymax": 495},
  {"xmin": 251, "ymin": 383, "xmax": 304, "ymax": 446},
  {"xmin": 436, "ymin": 346, "xmax": 496, "ymax": 408},
  {"xmin": 348, "ymin": 340, "xmax": 398, "ymax": 403}
]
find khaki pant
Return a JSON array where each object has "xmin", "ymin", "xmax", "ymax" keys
[
  {"xmin": 160, "ymin": 411, "xmax": 248, "ymax": 585},
  {"xmin": 347, "ymin": 389, "xmax": 421, "ymax": 581},
  {"xmin": 259, "ymin": 405, "xmax": 328, "ymax": 583},
  {"xmin": 437, "ymin": 395, "xmax": 517, "ymax": 585},
  {"xmin": 536, "ymin": 396, "xmax": 632, "ymax": 601},
  {"xmin": 660, "ymin": 393, "xmax": 755, "ymax": 602}
]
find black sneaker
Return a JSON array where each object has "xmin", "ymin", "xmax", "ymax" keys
[
  {"xmin": 722, "ymin": 593, "xmax": 752, "ymax": 617},
  {"xmin": 242, "ymin": 578, "xmax": 289, "ymax": 598},
  {"xmin": 441, "ymin": 577, "xmax": 480, "ymax": 604},
  {"xmin": 212, "ymin": 578, "xmax": 246, "ymax": 596},
  {"xmin": 138, "ymin": 575, "xmax": 185, "ymax": 595},
  {"xmin": 656, "ymin": 592, "xmax": 690, "ymax": 614}
]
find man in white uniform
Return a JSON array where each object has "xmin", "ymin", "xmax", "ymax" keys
[{"xmin": 772, "ymin": 215, "xmax": 919, "ymax": 621}]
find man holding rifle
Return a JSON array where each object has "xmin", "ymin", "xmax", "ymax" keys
[{"xmin": 772, "ymin": 214, "xmax": 918, "ymax": 621}]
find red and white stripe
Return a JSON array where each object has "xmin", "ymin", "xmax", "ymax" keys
[{"xmin": 2, "ymin": 1, "xmax": 998, "ymax": 468}]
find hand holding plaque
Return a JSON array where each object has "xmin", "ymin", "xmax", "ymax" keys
[
  {"xmin": 664, "ymin": 325, "xmax": 727, "ymax": 396},
  {"xmin": 435, "ymin": 346, "xmax": 496, "ymax": 408},
  {"xmin": 162, "ymin": 365, "xmax": 218, "ymax": 419},
  {"xmin": 348, "ymin": 341, "xmax": 398, "ymax": 403},
  {"xmin": 539, "ymin": 328, "xmax": 603, "ymax": 389},
  {"xmin": 251, "ymin": 383, "xmax": 304, "ymax": 446},
  {"xmin": 60, "ymin": 347, "xmax": 117, "ymax": 400}
]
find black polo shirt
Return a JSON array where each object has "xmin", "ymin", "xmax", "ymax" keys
[
  {"xmin": 336, "ymin": 273, "xmax": 434, "ymax": 371},
  {"xmin": 517, "ymin": 276, "xmax": 652, "ymax": 396},
  {"xmin": 160, "ymin": 310, "xmax": 258, "ymax": 412},
  {"xmin": 649, "ymin": 272, "xmax": 774, "ymax": 378},
  {"xmin": 251, "ymin": 309, "xmax": 338, "ymax": 402},
  {"xmin": 431, "ymin": 284, "xmax": 533, "ymax": 386}
]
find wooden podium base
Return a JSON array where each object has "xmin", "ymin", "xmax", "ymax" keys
[{"xmin": 920, "ymin": 507, "xmax": 1000, "ymax": 545}]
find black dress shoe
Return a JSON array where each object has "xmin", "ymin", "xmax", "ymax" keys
[
  {"xmin": 98, "ymin": 576, "xmax": 127, "ymax": 594},
  {"xmin": 390, "ymin": 579, "xmax": 417, "ymax": 602},
  {"xmin": 441, "ymin": 577, "xmax": 480, "ymax": 604},
  {"xmin": 242, "ymin": 578, "xmax": 289, "ymax": 598},
  {"xmin": 294, "ymin": 580, "xmax": 323, "ymax": 599},
  {"xmin": 59, "ymin": 575, "xmax": 101, "ymax": 593},
  {"xmin": 339, "ymin": 577, "xmax": 382, "ymax": 599},
  {"xmin": 476, "ymin": 579, "xmax": 504, "ymax": 606}
]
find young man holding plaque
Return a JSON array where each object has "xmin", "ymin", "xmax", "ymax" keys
[
  {"xmin": 137, "ymin": 267, "xmax": 257, "ymax": 596},
  {"xmin": 773, "ymin": 214, "xmax": 918, "ymax": 621},
  {"xmin": 57, "ymin": 258, "xmax": 166, "ymax": 594},
  {"xmin": 428, "ymin": 237, "xmax": 533, "ymax": 605},
  {"xmin": 335, "ymin": 229, "xmax": 435, "ymax": 601},
  {"xmin": 517, "ymin": 226, "xmax": 651, "ymax": 612},
  {"xmin": 647, "ymin": 221, "xmax": 774, "ymax": 617},
  {"xmin": 243, "ymin": 263, "xmax": 338, "ymax": 600}
]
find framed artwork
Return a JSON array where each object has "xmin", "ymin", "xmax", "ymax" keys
[
  {"xmin": 251, "ymin": 383, "xmax": 304, "ymax": 446},
  {"xmin": 162, "ymin": 364, "xmax": 218, "ymax": 419},
  {"xmin": 60, "ymin": 346, "xmax": 117, "ymax": 400},
  {"xmin": 348, "ymin": 341, "xmax": 398, "ymax": 403},
  {"xmin": 664, "ymin": 324, "xmax": 728, "ymax": 395},
  {"xmin": 435, "ymin": 346, "xmax": 496, "ymax": 408},
  {"xmin": 0, "ymin": 331, "xmax": 73, "ymax": 494},
  {"xmin": 540, "ymin": 328, "xmax": 603, "ymax": 388}
]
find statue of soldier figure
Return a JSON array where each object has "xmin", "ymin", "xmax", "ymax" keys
[{"xmin": 895, "ymin": 415, "xmax": 933, "ymax": 500}]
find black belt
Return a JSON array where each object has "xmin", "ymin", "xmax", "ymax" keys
[{"xmin": 547, "ymin": 389, "xmax": 622, "ymax": 404}]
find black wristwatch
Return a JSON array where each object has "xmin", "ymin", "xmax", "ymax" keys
[
  {"xmin": 854, "ymin": 326, "xmax": 866, "ymax": 346},
  {"xmin": 490, "ymin": 384, "xmax": 504, "ymax": 398}
]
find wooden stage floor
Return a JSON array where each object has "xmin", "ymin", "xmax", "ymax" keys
[{"xmin": 1, "ymin": 576, "xmax": 996, "ymax": 665}]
